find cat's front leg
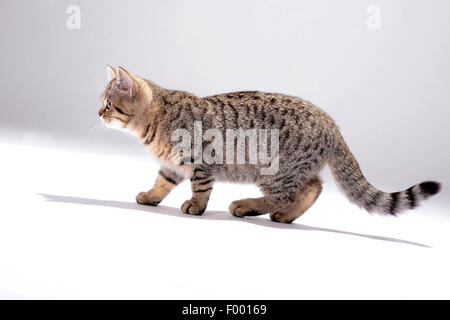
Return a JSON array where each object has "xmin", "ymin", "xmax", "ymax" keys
[
  {"xmin": 136, "ymin": 168, "xmax": 185, "ymax": 206},
  {"xmin": 181, "ymin": 168, "xmax": 214, "ymax": 215}
]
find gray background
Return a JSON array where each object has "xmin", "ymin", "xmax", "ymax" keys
[{"xmin": 1, "ymin": 0, "xmax": 449, "ymax": 196}]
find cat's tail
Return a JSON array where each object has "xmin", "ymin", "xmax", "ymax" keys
[{"xmin": 328, "ymin": 133, "xmax": 441, "ymax": 215}]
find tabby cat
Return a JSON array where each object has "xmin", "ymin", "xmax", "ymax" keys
[{"xmin": 98, "ymin": 66, "xmax": 440, "ymax": 223}]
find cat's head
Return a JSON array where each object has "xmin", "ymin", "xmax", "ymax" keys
[{"xmin": 98, "ymin": 66, "xmax": 153, "ymax": 129}]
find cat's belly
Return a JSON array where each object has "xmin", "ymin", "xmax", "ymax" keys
[{"xmin": 212, "ymin": 165, "xmax": 263, "ymax": 184}]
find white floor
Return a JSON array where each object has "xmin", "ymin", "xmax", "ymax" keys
[{"xmin": 0, "ymin": 140, "xmax": 449, "ymax": 299}]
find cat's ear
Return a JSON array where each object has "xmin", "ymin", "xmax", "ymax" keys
[
  {"xmin": 106, "ymin": 65, "xmax": 117, "ymax": 81},
  {"xmin": 116, "ymin": 67, "xmax": 136, "ymax": 96}
]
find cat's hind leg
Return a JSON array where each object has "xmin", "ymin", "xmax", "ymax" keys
[
  {"xmin": 229, "ymin": 196, "xmax": 281, "ymax": 217},
  {"xmin": 136, "ymin": 167, "xmax": 185, "ymax": 206},
  {"xmin": 229, "ymin": 176, "xmax": 322, "ymax": 223},
  {"xmin": 269, "ymin": 176, "xmax": 322, "ymax": 223},
  {"xmin": 229, "ymin": 175, "xmax": 302, "ymax": 217}
]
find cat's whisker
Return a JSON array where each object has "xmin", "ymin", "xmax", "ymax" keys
[
  {"xmin": 88, "ymin": 123, "xmax": 97, "ymax": 139},
  {"xmin": 88, "ymin": 120, "xmax": 101, "ymax": 136},
  {"xmin": 98, "ymin": 120, "xmax": 108, "ymax": 152},
  {"xmin": 89, "ymin": 121, "xmax": 105, "ymax": 150}
]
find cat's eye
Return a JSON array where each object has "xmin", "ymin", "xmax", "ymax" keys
[{"xmin": 106, "ymin": 101, "xmax": 112, "ymax": 110}]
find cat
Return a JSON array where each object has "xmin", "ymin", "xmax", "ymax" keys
[{"xmin": 98, "ymin": 66, "xmax": 441, "ymax": 223}]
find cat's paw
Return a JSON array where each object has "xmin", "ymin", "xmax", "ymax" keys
[
  {"xmin": 269, "ymin": 212, "xmax": 294, "ymax": 224},
  {"xmin": 229, "ymin": 199, "xmax": 260, "ymax": 217},
  {"xmin": 136, "ymin": 191, "xmax": 161, "ymax": 206},
  {"xmin": 181, "ymin": 199, "xmax": 206, "ymax": 215}
]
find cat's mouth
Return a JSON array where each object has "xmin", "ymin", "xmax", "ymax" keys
[
  {"xmin": 99, "ymin": 115, "xmax": 111, "ymax": 125},
  {"xmin": 100, "ymin": 115, "xmax": 127, "ymax": 130}
]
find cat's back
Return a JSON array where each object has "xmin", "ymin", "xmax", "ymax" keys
[
  {"xmin": 204, "ymin": 90, "xmax": 306, "ymax": 109},
  {"xmin": 203, "ymin": 91, "xmax": 336, "ymax": 132}
]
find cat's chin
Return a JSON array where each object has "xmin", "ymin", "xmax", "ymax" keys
[
  {"xmin": 100, "ymin": 117, "xmax": 140, "ymax": 139},
  {"xmin": 100, "ymin": 118, "xmax": 126, "ymax": 131}
]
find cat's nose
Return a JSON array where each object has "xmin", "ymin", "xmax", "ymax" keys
[{"xmin": 98, "ymin": 106, "xmax": 106, "ymax": 116}]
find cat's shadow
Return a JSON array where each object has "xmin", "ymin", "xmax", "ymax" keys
[{"xmin": 38, "ymin": 193, "xmax": 430, "ymax": 248}]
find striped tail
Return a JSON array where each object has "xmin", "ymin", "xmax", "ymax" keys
[{"xmin": 328, "ymin": 134, "xmax": 441, "ymax": 215}]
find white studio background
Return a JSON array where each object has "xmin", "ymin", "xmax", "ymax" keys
[{"xmin": 0, "ymin": 0, "xmax": 449, "ymax": 299}]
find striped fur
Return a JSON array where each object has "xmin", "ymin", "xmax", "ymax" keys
[{"xmin": 329, "ymin": 133, "xmax": 441, "ymax": 215}]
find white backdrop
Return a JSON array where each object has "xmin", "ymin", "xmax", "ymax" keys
[{"xmin": 0, "ymin": 0, "xmax": 449, "ymax": 299}]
